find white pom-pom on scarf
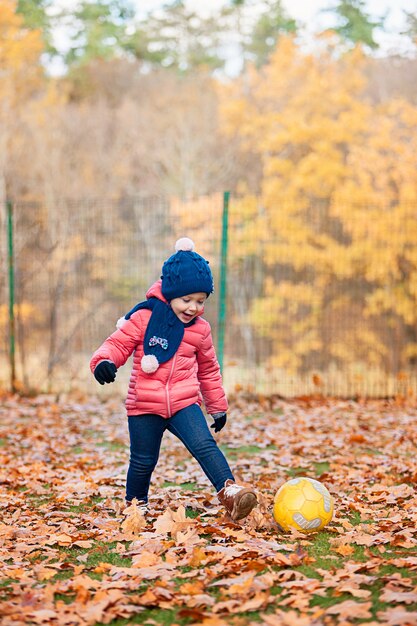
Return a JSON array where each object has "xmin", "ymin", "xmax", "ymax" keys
[
  {"xmin": 116, "ymin": 316, "xmax": 127, "ymax": 329},
  {"xmin": 175, "ymin": 237, "xmax": 195, "ymax": 252},
  {"xmin": 141, "ymin": 354, "xmax": 159, "ymax": 374}
]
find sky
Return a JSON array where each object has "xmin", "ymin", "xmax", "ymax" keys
[
  {"xmin": 137, "ymin": 0, "xmax": 416, "ymax": 58},
  {"xmin": 132, "ymin": 0, "xmax": 413, "ymax": 32},
  {"xmin": 49, "ymin": 0, "xmax": 417, "ymax": 74},
  {"xmin": 132, "ymin": 0, "xmax": 417, "ymax": 58},
  {"xmin": 54, "ymin": 0, "xmax": 416, "ymax": 37},
  {"xmin": 281, "ymin": 0, "xmax": 415, "ymax": 54}
]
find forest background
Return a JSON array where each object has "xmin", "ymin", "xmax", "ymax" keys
[{"xmin": 1, "ymin": 0, "xmax": 417, "ymax": 397}]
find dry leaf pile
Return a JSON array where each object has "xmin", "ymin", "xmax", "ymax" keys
[{"xmin": 0, "ymin": 393, "xmax": 416, "ymax": 625}]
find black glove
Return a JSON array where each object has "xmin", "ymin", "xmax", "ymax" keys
[
  {"xmin": 94, "ymin": 361, "xmax": 117, "ymax": 385},
  {"xmin": 210, "ymin": 412, "xmax": 227, "ymax": 432}
]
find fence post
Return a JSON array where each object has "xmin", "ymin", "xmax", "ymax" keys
[
  {"xmin": 217, "ymin": 191, "xmax": 230, "ymax": 372},
  {"xmin": 6, "ymin": 199, "xmax": 16, "ymax": 393}
]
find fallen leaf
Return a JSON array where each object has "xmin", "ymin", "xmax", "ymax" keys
[
  {"xmin": 380, "ymin": 589, "xmax": 417, "ymax": 605},
  {"xmin": 326, "ymin": 600, "xmax": 372, "ymax": 619},
  {"xmin": 28, "ymin": 609, "xmax": 57, "ymax": 623},
  {"xmin": 377, "ymin": 607, "xmax": 417, "ymax": 625},
  {"xmin": 261, "ymin": 610, "xmax": 318, "ymax": 625},
  {"xmin": 120, "ymin": 499, "xmax": 147, "ymax": 536},
  {"xmin": 73, "ymin": 540, "xmax": 93, "ymax": 549},
  {"xmin": 334, "ymin": 544, "xmax": 355, "ymax": 556}
]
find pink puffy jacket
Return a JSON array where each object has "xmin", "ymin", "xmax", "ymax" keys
[{"xmin": 90, "ymin": 281, "xmax": 228, "ymax": 418}]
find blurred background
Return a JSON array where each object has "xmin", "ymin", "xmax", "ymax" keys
[{"xmin": 1, "ymin": 0, "xmax": 417, "ymax": 397}]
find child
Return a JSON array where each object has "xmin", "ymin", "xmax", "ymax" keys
[{"xmin": 90, "ymin": 237, "xmax": 258, "ymax": 521}]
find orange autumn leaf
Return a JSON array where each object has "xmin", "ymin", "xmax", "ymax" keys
[
  {"xmin": 334, "ymin": 543, "xmax": 355, "ymax": 556},
  {"xmin": 348, "ymin": 434, "xmax": 367, "ymax": 443},
  {"xmin": 120, "ymin": 499, "xmax": 147, "ymax": 537},
  {"xmin": 377, "ymin": 608, "xmax": 417, "ymax": 625},
  {"xmin": 44, "ymin": 533, "xmax": 73, "ymax": 546},
  {"xmin": 178, "ymin": 581, "xmax": 206, "ymax": 595},
  {"xmin": 188, "ymin": 546, "xmax": 208, "ymax": 566},
  {"xmin": 131, "ymin": 551, "xmax": 161, "ymax": 567},
  {"xmin": 261, "ymin": 610, "xmax": 317, "ymax": 625},
  {"xmin": 2, "ymin": 394, "xmax": 417, "ymax": 626},
  {"xmin": 326, "ymin": 600, "xmax": 373, "ymax": 620}
]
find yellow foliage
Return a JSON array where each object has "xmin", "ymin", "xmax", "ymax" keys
[
  {"xmin": 0, "ymin": 302, "xmax": 41, "ymax": 327},
  {"xmin": 170, "ymin": 194, "xmax": 223, "ymax": 260},
  {"xmin": 0, "ymin": 0, "xmax": 43, "ymax": 101},
  {"xmin": 219, "ymin": 36, "xmax": 417, "ymax": 372}
]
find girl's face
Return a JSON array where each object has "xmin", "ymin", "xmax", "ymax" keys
[{"xmin": 170, "ymin": 292, "xmax": 207, "ymax": 323}]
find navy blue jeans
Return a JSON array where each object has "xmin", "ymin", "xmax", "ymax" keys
[{"xmin": 126, "ymin": 403, "xmax": 234, "ymax": 503}]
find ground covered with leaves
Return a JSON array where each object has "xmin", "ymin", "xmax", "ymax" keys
[{"xmin": 0, "ymin": 394, "xmax": 416, "ymax": 626}]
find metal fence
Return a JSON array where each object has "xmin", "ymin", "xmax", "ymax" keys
[{"xmin": 1, "ymin": 195, "xmax": 417, "ymax": 397}]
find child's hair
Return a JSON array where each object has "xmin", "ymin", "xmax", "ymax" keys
[{"xmin": 161, "ymin": 237, "xmax": 213, "ymax": 300}]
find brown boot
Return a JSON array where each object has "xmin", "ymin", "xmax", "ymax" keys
[{"xmin": 217, "ymin": 479, "xmax": 258, "ymax": 521}]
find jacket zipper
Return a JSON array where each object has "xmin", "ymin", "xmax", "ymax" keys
[{"xmin": 165, "ymin": 354, "xmax": 177, "ymax": 418}]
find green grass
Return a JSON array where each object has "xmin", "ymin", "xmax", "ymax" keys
[
  {"xmin": 6, "ymin": 410, "xmax": 416, "ymax": 626},
  {"xmin": 285, "ymin": 462, "xmax": 330, "ymax": 479},
  {"xmin": 60, "ymin": 496, "xmax": 105, "ymax": 513},
  {"xmin": 48, "ymin": 540, "xmax": 132, "ymax": 574},
  {"xmin": 244, "ymin": 412, "xmax": 269, "ymax": 421},
  {"xmin": 96, "ymin": 440, "xmax": 126, "ymax": 451},
  {"xmin": 11, "ymin": 524, "xmax": 417, "ymax": 626},
  {"xmin": 71, "ymin": 445, "xmax": 84, "ymax": 454},
  {"xmin": 307, "ymin": 568, "xmax": 417, "ymax": 619},
  {"xmin": 71, "ymin": 541, "xmax": 131, "ymax": 569},
  {"xmin": 54, "ymin": 593, "xmax": 76, "ymax": 605},
  {"xmin": 348, "ymin": 510, "xmax": 374, "ymax": 526},
  {"xmin": 303, "ymin": 530, "xmax": 345, "ymax": 565},
  {"xmin": 312, "ymin": 461, "xmax": 331, "ymax": 476},
  {"xmin": 26, "ymin": 493, "xmax": 55, "ymax": 506},
  {"xmin": 50, "ymin": 569, "xmax": 76, "ymax": 583},
  {"xmin": 95, "ymin": 609, "xmax": 193, "ymax": 626},
  {"xmin": 162, "ymin": 481, "xmax": 199, "ymax": 490},
  {"xmin": 84, "ymin": 429, "xmax": 102, "ymax": 438},
  {"xmin": 310, "ymin": 592, "xmax": 354, "ymax": 610},
  {"xmin": 220, "ymin": 443, "xmax": 277, "ymax": 459},
  {"xmin": 287, "ymin": 531, "xmax": 417, "ymax": 620},
  {"xmin": 0, "ymin": 578, "xmax": 17, "ymax": 588},
  {"xmin": 363, "ymin": 447, "xmax": 384, "ymax": 456},
  {"xmin": 285, "ymin": 466, "xmax": 309, "ymax": 478}
]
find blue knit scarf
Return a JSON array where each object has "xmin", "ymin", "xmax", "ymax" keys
[{"xmin": 122, "ymin": 297, "xmax": 195, "ymax": 364}]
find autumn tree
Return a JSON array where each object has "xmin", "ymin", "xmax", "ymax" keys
[
  {"xmin": 332, "ymin": 98, "xmax": 417, "ymax": 370},
  {"xmin": 0, "ymin": 0, "xmax": 43, "ymax": 203},
  {"xmin": 129, "ymin": 1, "xmax": 225, "ymax": 72},
  {"xmin": 403, "ymin": 10, "xmax": 417, "ymax": 48},
  {"xmin": 0, "ymin": 0, "xmax": 44, "ymax": 386},
  {"xmin": 16, "ymin": 0, "xmax": 301, "ymax": 77},
  {"xmin": 16, "ymin": 0, "xmax": 56, "ymax": 54},
  {"xmin": 231, "ymin": 0, "xmax": 297, "ymax": 67},
  {"xmin": 220, "ymin": 36, "xmax": 417, "ymax": 378},
  {"xmin": 2, "ymin": 54, "xmax": 242, "ymax": 385},
  {"xmin": 323, "ymin": 0, "xmax": 384, "ymax": 49},
  {"xmin": 62, "ymin": 0, "xmax": 135, "ymax": 66}
]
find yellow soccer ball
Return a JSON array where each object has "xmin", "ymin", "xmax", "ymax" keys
[{"xmin": 273, "ymin": 477, "xmax": 334, "ymax": 533}]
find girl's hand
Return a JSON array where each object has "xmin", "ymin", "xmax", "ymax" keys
[
  {"xmin": 210, "ymin": 412, "xmax": 227, "ymax": 432},
  {"xmin": 94, "ymin": 361, "xmax": 117, "ymax": 385}
]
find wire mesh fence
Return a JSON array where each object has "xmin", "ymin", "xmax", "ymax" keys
[{"xmin": 1, "ymin": 194, "xmax": 417, "ymax": 397}]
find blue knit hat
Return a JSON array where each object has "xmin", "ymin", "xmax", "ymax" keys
[{"xmin": 161, "ymin": 238, "xmax": 214, "ymax": 300}]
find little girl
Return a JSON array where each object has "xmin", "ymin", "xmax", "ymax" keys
[{"xmin": 90, "ymin": 238, "xmax": 258, "ymax": 521}]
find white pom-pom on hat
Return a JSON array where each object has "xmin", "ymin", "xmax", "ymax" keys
[
  {"xmin": 175, "ymin": 237, "xmax": 195, "ymax": 252},
  {"xmin": 141, "ymin": 354, "xmax": 159, "ymax": 374},
  {"xmin": 116, "ymin": 316, "xmax": 127, "ymax": 329}
]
